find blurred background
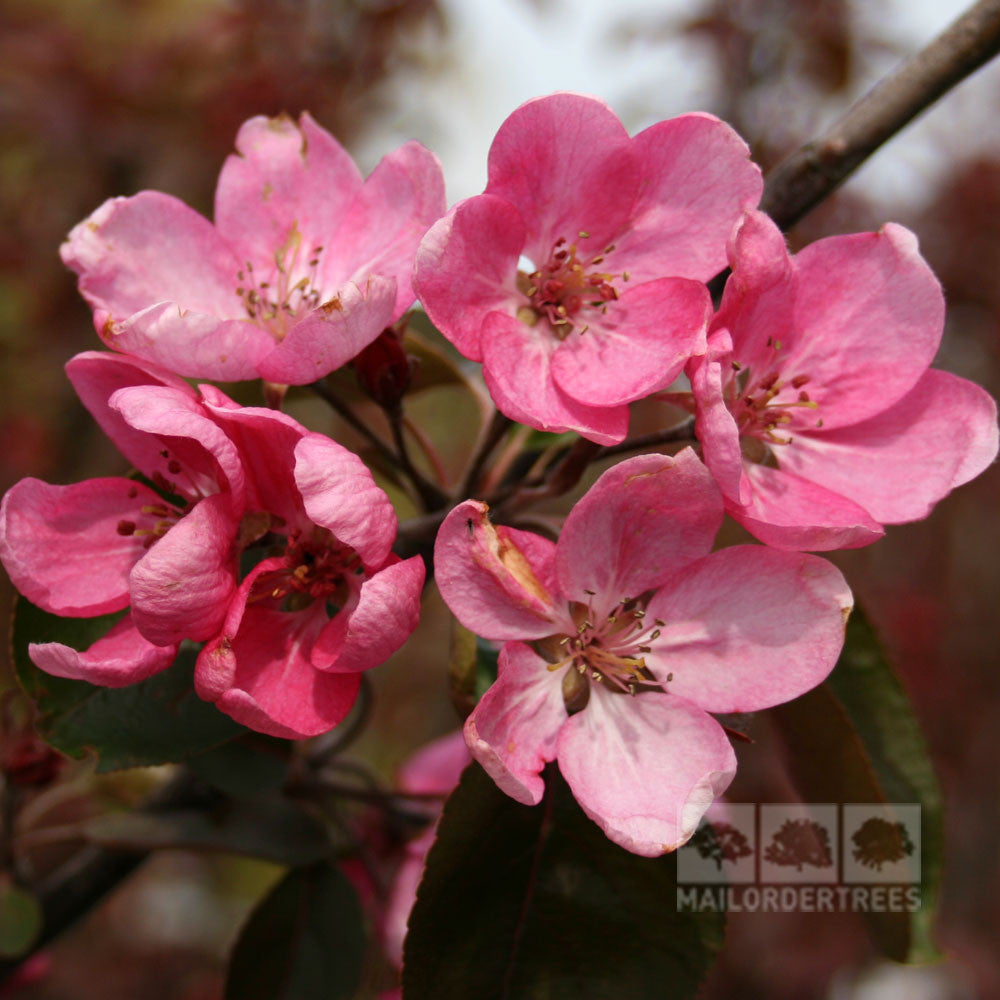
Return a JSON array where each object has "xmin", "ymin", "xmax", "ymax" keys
[{"xmin": 1, "ymin": 0, "xmax": 999, "ymax": 996}]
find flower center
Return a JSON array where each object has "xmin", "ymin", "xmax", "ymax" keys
[
  {"xmin": 252, "ymin": 527, "xmax": 362, "ymax": 610},
  {"xmin": 516, "ymin": 234, "xmax": 624, "ymax": 340},
  {"xmin": 114, "ymin": 448, "xmax": 200, "ymax": 548},
  {"xmin": 235, "ymin": 223, "xmax": 325, "ymax": 341}
]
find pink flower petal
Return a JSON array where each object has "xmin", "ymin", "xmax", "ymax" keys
[
  {"xmin": 550, "ymin": 277, "xmax": 710, "ymax": 407},
  {"xmin": 485, "ymin": 93, "xmax": 638, "ymax": 258},
  {"xmin": 60, "ymin": 191, "xmax": 241, "ymax": 319},
  {"xmin": 312, "ymin": 556, "xmax": 425, "ymax": 673},
  {"xmin": 29, "ymin": 613, "xmax": 177, "ymax": 687},
  {"xmin": 101, "ymin": 301, "xmax": 272, "ymax": 382},
  {"xmin": 414, "ymin": 195, "xmax": 526, "ymax": 362},
  {"xmin": 464, "ymin": 641, "xmax": 568, "ymax": 806},
  {"xmin": 0, "ymin": 477, "xmax": 162, "ymax": 616},
  {"xmin": 214, "ymin": 112, "xmax": 363, "ymax": 272},
  {"xmin": 321, "ymin": 141, "xmax": 446, "ymax": 315},
  {"xmin": 776, "ymin": 369, "xmax": 999, "ymax": 524},
  {"xmin": 557, "ymin": 686, "xmax": 736, "ymax": 855},
  {"xmin": 256, "ymin": 276, "xmax": 397, "ymax": 384},
  {"xmin": 645, "ymin": 545, "xmax": 852, "ymax": 713},
  {"xmin": 734, "ymin": 463, "xmax": 884, "ymax": 551},
  {"xmin": 434, "ymin": 501, "xmax": 563, "ymax": 641},
  {"xmin": 481, "ymin": 311, "xmax": 629, "ymax": 444},
  {"xmin": 555, "ymin": 450, "xmax": 722, "ymax": 608},
  {"xmin": 65, "ymin": 351, "xmax": 196, "ymax": 480},
  {"xmin": 614, "ymin": 113, "xmax": 762, "ymax": 282},
  {"xmin": 294, "ymin": 434, "xmax": 399, "ymax": 569},
  {"xmin": 397, "ymin": 730, "xmax": 470, "ymax": 796},
  {"xmin": 129, "ymin": 493, "xmax": 239, "ymax": 645}
]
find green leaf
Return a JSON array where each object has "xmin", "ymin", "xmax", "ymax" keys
[
  {"xmin": 84, "ymin": 796, "xmax": 332, "ymax": 866},
  {"xmin": 12, "ymin": 598, "xmax": 244, "ymax": 771},
  {"xmin": 403, "ymin": 764, "xmax": 724, "ymax": 1000},
  {"xmin": 225, "ymin": 862, "xmax": 365, "ymax": 1000},
  {"xmin": 188, "ymin": 736, "xmax": 290, "ymax": 799},
  {"xmin": 448, "ymin": 622, "xmax": 499, "ymax": 720},
  {"xmin": 0, "ymin": 881, "xmax": 41, "ymax": 959},
  {"xmin": 771, "ymin": 609, "xmax": 943, "ymax": 961}
]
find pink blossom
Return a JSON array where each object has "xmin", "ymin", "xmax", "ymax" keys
[
  {"xmin": 434, "ymin": 450, "xmax": 851, "ymax": 855},
  {"xmin": 0, "ymin": 352, "xmax": 245, "ymax": 685},
  {"xmin": 687, "ymin": 210, "xmax": 999, "ymax": 550},
  {"xmin": 61, "ymin": 113, "xmax": 445, "ymax": 385},
  {"xmin": 414, "ymin": 93, "xmax": 762, "ymax": 444},
  {"xmin": 194, "ymin": 391, "xmax": 425, "ymax": 738}
]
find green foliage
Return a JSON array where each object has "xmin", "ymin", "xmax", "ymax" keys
[
  {"xmin": 12, "ymin": 598, "xmax": 244, "ymax": 771},
  {"xmin": 0, "ymin": 882, "xmax": 41, "ymax": 959},
  {"xmin": 403, "ymin": 764, "xmax": 724, "ymax": 1000},
  {"xmin": 771, "ymin": 609, "xmax": 943, "ymax": 961},
  {"xmin": 448, "ymin": 621, "xmax": 500, "ymax": 720},
  {"xmin": 225, "ymin": 862, "xmax": 366, "ymax": 1000}
]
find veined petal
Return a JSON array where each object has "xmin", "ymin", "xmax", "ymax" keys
[
  {"xmin": 557, "ymin": 686, "xmax": 736, "ymax": 856},
  {"xmin": 434, "ymin": 501, "xmax": 562, "ymax": 641},
  {"xmin": 556, "ymin": 450, "xmax": 722, "ymax": 607},
  {"xmin": 776, "ymin": 369, "xmax": 999, "ymax": 523},
  {"xmin": 60, "ymin": 191, "xmax": 241, "ymax": 319},
  {"xmin": 311, "ymin": 556, "xmax": 425, "ymax": 673},
  {"xmin": 322, "ymin": 140, "xmax": 446, "ymax": 315},
  {"xmin": 256, "ymin": 276, "xmax": 396, "ymax": 384},
  {"xmin": 734, "ymin": 463, "xmax": 883, "ymax": 551},
  {"xmin": 481, "ymin": 311, "xmax": 629, "ymax": 445},
  {"xmin": 550, "ymin": 277, "xmax": 710, "ymax": 407},
  {"xmin": 464, "ymin": 642, "xmax": 568, "ymax": 806},
  {"xmin": 485, "ymin": 93, "xmax": 638, "ymax": 258},
  {"xmin": 294, "ymin": 434, "xmax": 398, "ymax": 569},
  {"xmin": 614, "ymin": 113, "xmax": 762, "ymax": 282},
  {"xmin": 414, "ymin": 195, "xmax": 525, "ymax": 361},
  {"xmin": 30, "ymin": 614, "xmax": 177, "ymax": 687},
  {"xmin": 129, "ymin": 493, "xmax": 239, "ymax": 645},
  {"xmin": 0, "ymin": 477, "xmax": 162, "ymax": 617},
  {"xmin": 645, "ymin": 545, "xmax": 852, "ymax": 713},
  {"xmin": 214, "ymin": 112, "xmax": 363, "ymax": 271}
]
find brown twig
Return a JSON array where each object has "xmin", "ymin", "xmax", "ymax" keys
[
  {"xmin": 458, "ymin": 410, "xmax": 514, "ymax": 499},
  {"xmin": 594, "ymin": 417, "xmax": 697, "ymax": 461},
  {"xmin": 761, "ymin": 0, "xmax": 1000, "ymax": 230},
  {"xmin": 386, "ymin": 407, "xmax": 450, "ymax": 510},
  {"xmin": 494, "ymin": 437, "xmax": 603, "ymax": 516}
]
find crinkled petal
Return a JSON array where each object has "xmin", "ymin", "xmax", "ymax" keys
[
  {"xmin": 551, "ymin": 277, "xmax": 710, "ymax": 407},
  {"xmin": 0, "ymin": 477, "xmax": 162, "ymax": 616},
  {"xmin": 435, "ymin": 501, "xmax": 563, "ymax": 641},
  {"xmin": 645, "ymin": 545, "xmax": 852, "ymax": 712},
  {"xmin": 214, "ymin": 112, "xmax": 363, "ymax": 270},
  {"xmin": 294, "ymin": 433, "xmax": 398, "ymax": 569},
  {"xmin": 777, "ymin": 369, "xmax": 999, "ymax": 524},
  {"xmin": 311, "ymin": 556, "xmax": 425, "ymax": 673},
  {"xmin": 614, "ymin": 113, "xmax": 762, "ymax": 282},
  {"xmin": 256, "ymin": 276, "xmax": 397, "ymax": 384},
  {"xmin": 556, "ymin": 450, "xmax": 722, "ymax": 608},
  {"xmin": 321, "ymin": 141, "xmax": 446, "ymax": 315},
  {"xmin": 100, "ymin": 301, "xmax": 272, "ymax": 382},
  {"xmin": 734, "ymin": 463, "xmax": 883, "ymax": 551},
  {"xmin": 486, "ymin": 93, "xmax": 638, "ymax": 258},
  {"xmin": 110, "ymin": 385, "xmax": 244, "ymax": 501},
  {"xmin": 414, "ymin": 195, "xmax": 525, "ymax": 361},
  {"xmin": 29, "ymin": 613, "xmax": 177, "ymax": 687},
  {"xmin": 196, "ymin": 562, "xmax": 361, "ymax": 739},
  {"xmin": 129, "ymin": 493, "xmax": 239, "ymax": 646},
  {"xmin": 481, "ymin": 311, "xmax": 629, "ymax": 445},
  {"xmin": 557, "ymin": 686, "xmax": 736, "ymax": 855},
  {"xmin": 66, "ymin": 351, "xmax": 196, "ymax": 480},
  {"xmin": 60, "ymin": 191, "xmax": 241, "ymax": 318},
  {"xmin": 464, "ymin": 642, "xmax": 568, "ymax": 806}
]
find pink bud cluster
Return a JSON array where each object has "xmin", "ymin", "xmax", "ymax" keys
[{"xmin": 1, "ymin": 95, "xmax": 996, "ymax": 862}]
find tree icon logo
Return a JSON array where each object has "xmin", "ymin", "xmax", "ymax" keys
[
  {"xmin": 851, "ymin": 816, "xmax": 915, "ymax": 871},
  {"xmin": 689, "ymin": 821, "xmax": 754, "ymax": 871},
  {"xmin": 763, "ymin": 818, "xmax": 834, "ymax": 871}
]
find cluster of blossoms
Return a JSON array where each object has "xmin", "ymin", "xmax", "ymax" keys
[{"xmin": 1, "ymin": 95, "xmax": 996, "ymax": 865}]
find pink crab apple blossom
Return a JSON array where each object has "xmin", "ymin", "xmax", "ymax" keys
[
  {"xmin": 0, "ymin": 352, "xmax": 246, "ymax": 684},
  {"xmin": 414, "ymin": 92, "xmax": 763, "ymax": 444},
  {"xmin": 193, "ymin": 390, "xmax": 425, "ymax": 739},
  {"xmin": 686, "ymin": 210, "xmax": 999, "ymax": 550},
  {"xmin": 61, "ymin": 113, "xmax": 445, "ymax": 385},
  {"xmin": 433, "ymin": 450, "xmax": 852, "ymax": 856}
]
